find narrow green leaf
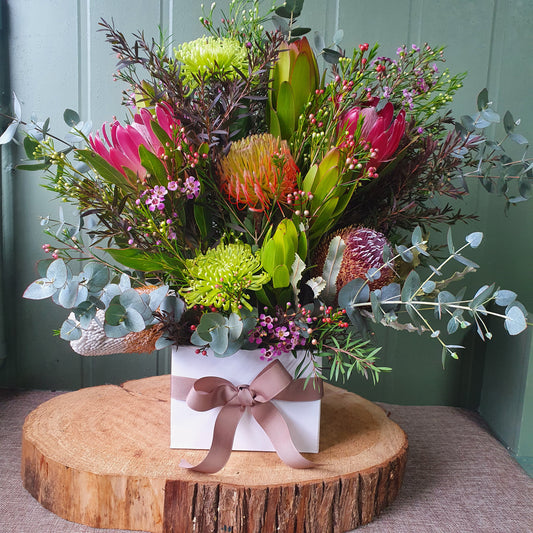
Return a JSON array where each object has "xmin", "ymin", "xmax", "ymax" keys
[
  {"xmin": 446, "ymin": 227, "xmax": 455, "ymax": 254},
  {"xmin": 138, "ymin": 144, "xmax": 167, "ymax": 185},
  {"xmin": 76, "ymin": 149, "xmax": 135, "ymax": 192}
]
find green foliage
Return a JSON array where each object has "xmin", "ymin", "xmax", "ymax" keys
[
  {"xmin": 191, "ymin": 310, "xmax": 256, "ymax": 357},
  {"xmin": 337, "ymin": 227, "xmax": 528, "ymax": 362},
  {"xmin": 3, "ymin": 0, "xmax": 528, "ymax": 383}
]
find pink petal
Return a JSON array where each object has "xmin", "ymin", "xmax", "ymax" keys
[
  {"xmin": 156, "ymin": 104, "xmax": 174, "ymax": 137},
  {"xmin": 116, "ymin": 125, "xmax": 145, "ymax": 164}
]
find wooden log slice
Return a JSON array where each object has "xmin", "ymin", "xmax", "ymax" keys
[{"xmin": 21, "ymin": 375, "xmax": 408, "ymax": 533}]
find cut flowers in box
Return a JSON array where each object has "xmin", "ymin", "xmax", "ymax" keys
[{"xmin": 3, "ymin": 0, "xmax": 531, "ymax": 469}]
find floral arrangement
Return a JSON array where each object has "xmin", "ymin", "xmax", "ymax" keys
[{"xmin": 4, "ymin": 0, "xmax": 530, "ymax": 384}]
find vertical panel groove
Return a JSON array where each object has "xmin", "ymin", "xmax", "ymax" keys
[{"xmin": 86, "ymin": 0, "xmax": 92, "ymax": 121}]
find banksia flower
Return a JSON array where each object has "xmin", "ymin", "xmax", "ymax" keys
[
  {"xmin": 316, "ymin": 227, "xmax": 395, "ymax": 293},
  {"xmin": 174, "ymin": 36, "xmax": 248, "ymax": 86},
  {"xmin": 219, "ymin": 133, "xmax": 298, "ymax": 212},
  {"xmin": 179, "ymin": 241, "xmax": 270, "ymax": 314}
]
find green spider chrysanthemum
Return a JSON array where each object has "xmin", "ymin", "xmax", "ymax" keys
[
  {"xmin": 180, "ymin": 241, "xmax": 270, "ymax": 313},
  {"xmin": 174, "ymin": 36, "xmax": 248, "ymax": 86}
]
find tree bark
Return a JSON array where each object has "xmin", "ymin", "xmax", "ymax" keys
[{"xmin": 22, "ymin": 375, "xmax": 407, "ymax": 532}]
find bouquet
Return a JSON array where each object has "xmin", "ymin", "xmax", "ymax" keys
[{"xmin": 4, "ymin": 0, "xmax": 529, "ymax": 385}]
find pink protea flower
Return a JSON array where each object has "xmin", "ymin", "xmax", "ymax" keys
[
  {"xmin": 219, "ymin": 133, "xmax": 298, "ymax": 212},
  {"xmin": 89, "ymin": 103, "xmax": 180, "ymax": 184},
  {"xmin": 340, "ymin": 102, "xmax": 406, "ymax": 168}
]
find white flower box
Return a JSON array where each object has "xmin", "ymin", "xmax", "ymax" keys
[{"xmin": 170, "ymin": 346, "xmax": 321, "ymax": 453}]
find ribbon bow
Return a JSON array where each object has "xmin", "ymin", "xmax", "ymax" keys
[{"xmin": 172, "ymin": 359, "xmax": 323, "ymax": 473}]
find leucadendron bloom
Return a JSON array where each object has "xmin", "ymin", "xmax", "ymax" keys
[
  {"xmin": 179, "ymin": 241, "xmax": 270, "ymax": 313},
  {"xmin": 219, "ymin": 133, "xmax": 298, "ymax": 212},
  {"xmin": 174, "ymin": 36, "xmax": 248, "ymax": 86},
  {"xmin": 269, "ymin": 37, "xmax": 320, "ymax": 140}
]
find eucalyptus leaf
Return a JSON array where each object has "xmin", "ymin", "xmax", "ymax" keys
[
  {"xmin": 477, "ymin": 88, "xmax": 489, "ymax": 111},
  {"xmin": 465, "ymin": 232, "xmax": 483, "ymax": 248},
  {"xmin": 226, "ymin": 313, "xmax": 243, "ymax": 341},
  {"xmin": 104, "ymin": 322, "xmax": 130, "ymax": 338},
  {"xmin": 460, "ymin": 115, "xmax": 475, "ymax": 132},
  {"xmin": 23, "ymin": 279, "xmax": 57, "ymax": 300},
  {"xmin": 471, "ymin": 284, "xmax": 495, "ymax": 309},
  {"xmin": 366, "ymin": 268, "xmax": 381, "ymax": 282},
  {"xmin": 421, "ymin": 280, "xmax": 436, "ymax": 294},
  {"xmin": 75, "ymin": 300, "xmax": 98, "ymax": 328},
  {"xmin": 503, "ymin": 110, "xmax": 515, "ymax": 134},
  {"xmin": 338, "ymin": 278, "xmax": 370, "ymax": 311},
  {"xmin": 370, "ymin": 291, "xmax": 384, "ymax": 323},
  {"xmin": 447, "ymin": 316, "xmax": 459, "ymax": 334},
  {"xmin": 332, "ymin": 29, "xmax": 344, "ymax": 45},
  {"xmin": 379, "ymin": 283, "xmax": 401, "ymax": 312},
  {"xmin": 401, "ymin": 271, "xmax": 420, "ymax": 302},
  {"xmin": 0, "ymin": 93, "xmax": 21, "ymax": 145},
  {"xmin": 313, "ymin": 31, "xmax": 325, "ymax": 53},
  {"xmin": 481, "ymin": 109, "xmax": 500, "ymax": 124},
  {"xmin": 82, "ymin": 262, "xmax": 109, "ymax": 292},
  {"xmin": 148, "ymin": 285, "xmax": 169, "ymax": 311},
  {"xmin": 124, "ymin": 308, "xmax": 146, "ymax": 332},
  {"xmin": 322, "ymin": 48, "xmax": 342, "ymax": 65},
  {"xmin": 105, "ymin": 302, "xmax": 126, "ymax": 326},
  {"xmin": 446, "ymin": 227, "xmax": 455, "ymax": 254},
  {"xmin": 411, "ymin": 226, "xmax": 423, "ymax": 246},
  {"xmin": 509, "ymin": 133, "xmax": 528, "ymax": 145},
  {"xmin": 63, "ymin": 109, "xmax": 80, "ymax": 127},
  {"xmin": 453, "ymin": 254, "xmax": 479, "ymax": 268},
  {"xmin": 60, "ymin": 319, "xmax": 82, "ymax": 341},
  {"xmin": 504, "ymin": 306, "xmax": 527, "ymax": 335},
  {"xmin": 209, "ymin": 327, "xmax": 229, "ymax": 355},
  {"xmin": 119, "ymin": 273, "xmax": 131, "ymax": 291},
  {"xmin": 58, "ymin": 279, "xmax": 80, "ymax": 308},
  {"xmin": 160, "ymin": 295, "xmax": 185, "ymax": 322},
  {"xmin": 494, "ymin": 289, "xmax": 517, "ymax": 306},
  {"xmin": 155, "ymin": 336, "xmax": 174, "ymax": 350},
  {"xmin": 395, "ymin": 244, "xmax": 413, "ymax": 263}
]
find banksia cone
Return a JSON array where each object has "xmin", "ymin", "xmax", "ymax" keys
[
  {"xmin": 316, "ymin": 227, "xmax": 395, "ymax": 293},
  {"xmin": 69, "ymin": 286, "xmax": 164, "ymax": 356}
]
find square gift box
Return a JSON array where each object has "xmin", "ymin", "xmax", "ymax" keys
[{"xmin": 170, "ymin": 346, "xmax": 321, "ymax": 453}]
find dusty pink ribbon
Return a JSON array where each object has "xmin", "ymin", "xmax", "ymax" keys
[{"xmin": 172, "ymin": 359, "xmax": 323, "ymax": 473}]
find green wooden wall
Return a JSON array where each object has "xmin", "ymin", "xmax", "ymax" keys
[{"xmin": 1, "ymin": 0, "xmax": 531, "ymax": 445}]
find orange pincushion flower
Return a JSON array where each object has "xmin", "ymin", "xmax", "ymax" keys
[{"xmin": 219, "ymin": 134, "xmax": 298, "ymax": 212}]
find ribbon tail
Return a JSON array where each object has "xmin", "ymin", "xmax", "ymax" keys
[
  {"xmin": 180, "ymin": 404, "xmax": 243, "ymax": 473},
  {"xmin": 252, "ymin": 403, "xmax": 316, "ymax": 469}
]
